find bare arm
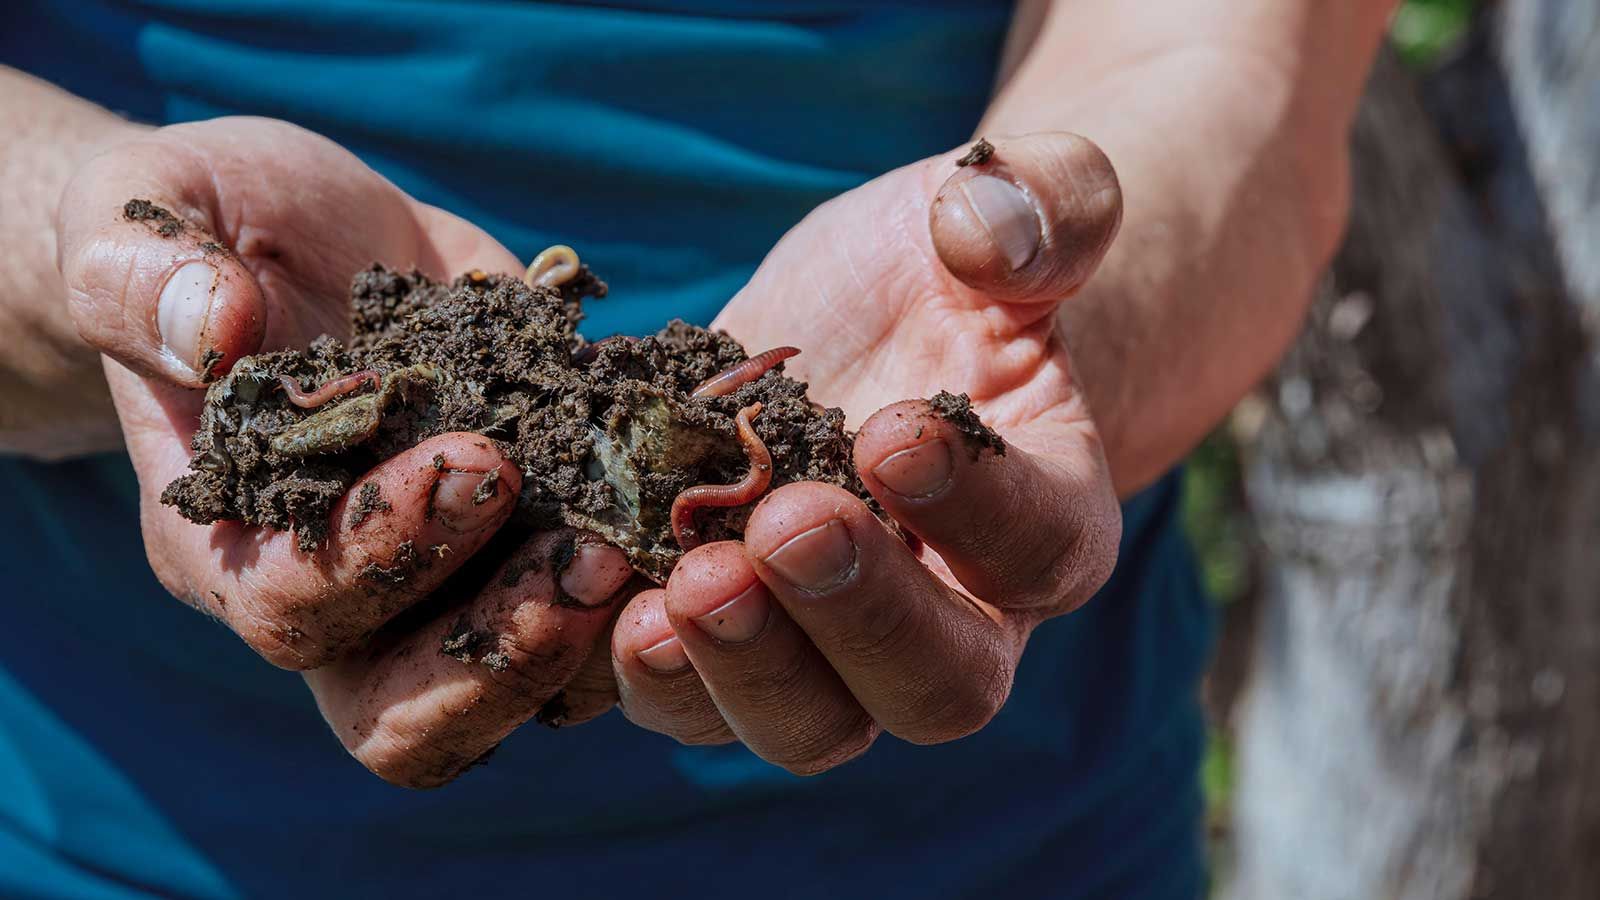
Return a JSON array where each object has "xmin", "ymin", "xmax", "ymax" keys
[
  {"xmin": 990, "ymin": 0, "xmax": 1399, "ymax": 493},
  {"xmin": 0, "ymin": 68, "xmax": 141, "ymax": 457}
]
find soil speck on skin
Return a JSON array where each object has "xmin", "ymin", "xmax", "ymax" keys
[
  {"xmin": 197, "ymin": 348, "xmax": 224, "ymax": 382},
  {"xmin": 481, "ymin": 650, "xmax": 510, "ymax": 672},
  {"xmin": 471, "ymin": 469, "xmax": 499, "ymax": 505},
  {"xmin": 359, "ymin": 540, "xmax": 419, "ymax": 584},
  {"xmin": 930, "ymin": 391, "xmax": 1004, "ymax": 457},
  {"xmin": 535, "ymin": 691, "xmax": 569, "ymax": 729},
  {"xmin": 463, "ymin": 743, "xmax": 499, "ymax": 773},
  {"xmin": 123, "ymin": 198, "xmax": 185, "ymax": 238},
  {"xmin": 548, "ymin": 533, "xmax": 583, "ymax": 607},
  {"xmin": 955, "ymin": 138, "xmax": 995, "ymax": 168},
  {"xmin": 431, "ymin": 453, "xmax": 446, "ymax": 472},
  {"xmin": 348, "ymin": 482, "xmax": 390, "ymax": 529},
  {"xmin": 440, "ymin": 617, "xmax": 493, "ymax": 664}
]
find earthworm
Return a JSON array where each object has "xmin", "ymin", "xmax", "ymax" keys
[
  {"xmin": 690, "ymin": 347, "xmax": 800, "ymax": 399},
  {"xmin": 277, "ymin": 370, "xmax": 381, "ymax": 409},
  {"xmin": 524, "ymin": 244, "xmax": 582, "ymax": 289},
  {"xmin": 671, "ymin": 402, "xmax": 771, "ymax": 551}
]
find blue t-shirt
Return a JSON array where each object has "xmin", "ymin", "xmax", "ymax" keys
[{"xmin": 0, "ymin": 2, "xmax": 1213, "ymax": 897}]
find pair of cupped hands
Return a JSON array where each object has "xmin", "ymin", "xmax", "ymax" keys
[{"xmin": 60, "ymin": 118, "xmax": 1123, "ymax": 787}]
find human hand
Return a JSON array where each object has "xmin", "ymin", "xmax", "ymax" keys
[
  {"xmin": 57, "ymin": 117, "xmax": 635, "ymax": 787},
  {"xmin": 608, "ymin": 133, "xmax": 1126, "ymax": 771}
]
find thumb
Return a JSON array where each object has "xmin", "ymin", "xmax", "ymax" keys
[
  {"xmin": 58, "ymin": 139, "xmax": 266, "ymax": 387},
  {"xmin": 929, "ymin": 132, "xmax": 1122, "ymax": 304}
]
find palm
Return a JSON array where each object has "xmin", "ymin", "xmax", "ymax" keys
[
  {"xmin": 712, "ymin": 159, "xmax": 1078, "ymax": 447},
  {"xmin": 103, "ymin": 117, "xmax": 522, "ymax": 497}
]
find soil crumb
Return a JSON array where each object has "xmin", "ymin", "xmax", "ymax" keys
[
  {"xmin": 440, "ymin": 617, "xmax": 494, "ymax": 664},
  {"xmin": 930, "ymin": 391, "xmax": 1005, "ymax": 458},
  {"xmin": 161, "ymin": 259, "xmax": 873, "ymax": 581},
  {"xmin": 123, "ymin": 198, "xmax": 185, "ymax": 238},
  {"xmin": 535, "ymin": 691, "xmax": 570, "ymax": 729},
  {"xmin": 348, "ymin": 482, "xmax": 390, "ymax": 528},
  {"xmin": 955, "ymin": 138, "xmax": 995, "ymax": 168}
]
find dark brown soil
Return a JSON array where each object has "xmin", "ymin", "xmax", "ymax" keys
[
  {"xmin": 955, "ymin": 138, "xmax": 995, "ymax": 168},
  {"xmin": 124, "ymin": 198, "xmax": 185, "ymax": 238},
  {"xmin": 161, "ymin": 262, "xmax": 871, "ymax": 581},
  {"xmin": 930, "ymin": 390, "xmax": 1006, "ymax": 458}
]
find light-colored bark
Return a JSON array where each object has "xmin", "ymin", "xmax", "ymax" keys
[{"xmin": 1226, "ymin": 6, "xmax": 1600, "ymax": 896}]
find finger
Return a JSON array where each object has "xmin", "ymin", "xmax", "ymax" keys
[
  {"xmin": 548, "ymin": 576, "xmax": 657, "ymax": 728},
  {"xmin": 664, "ymin": 542, "xmax": 877, "ymax": 775},
  {"xmin": 138, "ymin": 424, "xmax": 522, "ymax": 669},
  {"xmin": 853, "ymin": 399, "xmax": 1121, "ymax": 614},
  {"xmin": 743, "ymin": 482, "xmax": 1022, "ymax": 745},
  {"xmin": 929, "ymin": 132, "xmax": 1122, "ymax": 303},
  {"xmin": 307, "ymin": 531, "xmax": 633, "ymax": 788},
  {"xmin": 611, "ymin": 589, "xmax": 734, "ymax": 746},
  {"xmin": 58, "ymin": 121, "xmax": 529, "ymax": 388},
  {"xmin": 59, "ymin": 141, "xmax": 268, "ymax": 384}
]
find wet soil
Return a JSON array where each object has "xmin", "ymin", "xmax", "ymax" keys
[{"xmin": 161, "ymin": 262, "xmax": 869, "ymax": 581}]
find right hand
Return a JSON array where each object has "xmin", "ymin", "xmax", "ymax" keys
[{"xmin": 57, "ymin": 116, "xmax": 635, "ymax": 787}]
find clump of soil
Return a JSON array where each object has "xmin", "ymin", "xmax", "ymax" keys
[
  {"xmin": 161, "ymin": 261, "xmax": 867, "ymax": 581},
  {"xmin": 929, "ymin": 390, "xmax": 1006, "ymax": 458},
  {"xmin": 954, "ymin": 138, "xmax": 995, "ymax": 168}
]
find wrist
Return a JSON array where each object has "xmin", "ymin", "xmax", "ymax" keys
[{"xmin": 0, "ymin": 68, "xmax": 147, "ymax": 458}]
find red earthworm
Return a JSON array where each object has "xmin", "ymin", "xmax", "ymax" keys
[
  {"xmin": 690, "ymin": 346, "xmax": 800, "ymax": 399},
  {"xmin": 277, "ymin": 370, "xmax": 381, "ymax": 409},
  {"xmin": 524, "ymin": 244, "xmax": 581, "ymax": 289},
  {"xmin": 671, "ymin": 402, "xmax": 771, "ymax": 550}
]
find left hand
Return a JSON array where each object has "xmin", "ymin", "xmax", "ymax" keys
[{"xmin": 605, "ymin": 133, "xmax": 1127, "ymax": 772}]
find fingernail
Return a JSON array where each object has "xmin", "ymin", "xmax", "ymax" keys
[
  {"xmin": 872, "ymin": 438, "xmax": 954, "ymax": 499},
  {"xmin": 958, "ymin": 175, "xmax": 1040, "ymax": 270},
  {"xmin": 432, "ymin": 469, "xmax": 508, "ymax": 534},
  {"xmin": 693, "ymin": 582, "xmax": 771, "ymax": 643},
  {"xmin": 559, "ymin": 543, "xmax": 633, "ymax": 608},
  {"xmin": 761, "ymin": 519, "xmax": 857, "ymax": 593},
  {"xmin": 637, "ymin": 635, "xmax": 690, "ymax": 673},
  {"xmin": 157, "ymin": 260, "xmax": 218, "ymax": 373}
]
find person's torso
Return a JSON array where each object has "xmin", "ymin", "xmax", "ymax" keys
[{"xmin": 0, "ymin": 3, "xmax": 1212, "ymax": 897}]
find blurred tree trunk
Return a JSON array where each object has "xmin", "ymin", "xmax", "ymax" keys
[{"xmin": 1225, "ymin": 3, "xmax": 1600, "ymax": 898}]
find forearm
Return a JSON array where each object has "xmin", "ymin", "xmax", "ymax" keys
[
  {"xmin": 986, "ymin": 1, "xmax": 1398, "ymax": 494},
  {"xmin": 0, "ymin": 67, "xmax": 140, "ymax": 458}
]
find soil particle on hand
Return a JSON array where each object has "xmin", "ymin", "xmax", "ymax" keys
[
  {"xmin": 471, "ymin": 468, "xmax": 500, "ymax": 505},
  {"xmin": 955, "ymin": 138, "xmax": 995, "ymax": 168},
  {"xmin": 440, "ymin": 617, "xmax": 494, "ymax": 664},
  {"xmin": 930, "ymin": 391, "xmax": 1005, "ymax": 458},
  {"xmin": 462, "ymin": 743, "xmax": 500, "ymax": 773},
  {"xmin": 162, "ymin": 259, "xmax": 870, "ymax": 581},
  {"xmin": 347, "ymin": 482, "xmax": 390, "ymax": 529},
  {"xmin": 534, "ymin": 691, "xmax": 569, "ymax": 729},
  {"xmin": 123, "ymin": 198, "xmax": 187, "ymax": 238},
  {"xmin": 358, "ymin": 540, "xmax": 420, "ymax": 584}
]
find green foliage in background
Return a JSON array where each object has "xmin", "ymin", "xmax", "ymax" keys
[
  {"xmin": 1181, "ymin": 434, "xmax": 1251, "ymax": 607},
  {"xmin": 1392, "ymin": 0, "xmax": 1477, "ymax": 65}
]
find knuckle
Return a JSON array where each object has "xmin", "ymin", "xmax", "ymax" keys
[
  {"xmin": 901, "ymin": 662, "xmax": 1011, "ymax": 745},
  {"xmin": 833, "ymin": 597, "xmax": 918, "ymax": 666},
  {"xmin": 770, "ymin": 722, "xmax": 877, "ymax": 776},
  {"xmin": 229, "ymin": 601, "xmax": 335, "ymax": 671},
  {"xmin": 354, "ymin": 731, "xmax": 457, "ymax": 791},
  {"xmin": 673, "ymin": 721, "xmax": 735, "ymax": 747}
]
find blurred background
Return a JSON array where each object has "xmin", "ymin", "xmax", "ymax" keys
[{"xmin": 1190, "ymin": 0, "xmax": 1600, "ymax": 896}]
